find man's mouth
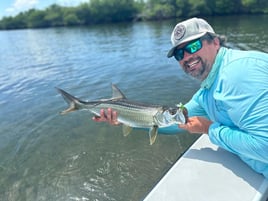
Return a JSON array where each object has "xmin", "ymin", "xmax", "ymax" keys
[{"xmin": 186, "ymin": 58, "xmax": 201, "ymax": 70}]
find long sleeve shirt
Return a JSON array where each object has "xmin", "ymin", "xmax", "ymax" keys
[{"xmin": 160, "ymin": 47, "xmax": 268, "ymax": 178}]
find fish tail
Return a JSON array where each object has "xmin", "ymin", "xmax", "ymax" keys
[{"xmin": 56, "ymin": 87, "xmax": 81, "ymax": 115}]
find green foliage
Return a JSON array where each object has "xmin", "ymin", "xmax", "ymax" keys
[
  {"xmin": 75, "ymin": 3, "xmax": 92, "ymax": 24},
  {"xmin": 63, "ymin": 12, "xmax": 81, "ymax": 26},
  {"xmin": 213, "ymin": 0, "xmax": 242, "ymax": 14},
  {"xmin": 43, "ymin": 4, "xmax": 64, "ymax": 26},
  {"xmin": 175, "ymin": 0, "xmax": 192, "ymax": 17},
  {"xmin": 89, "ymin": 0, "xmax": 138, "ymax": 23},
  {"xmin": 0, "ymin": 0, "xmax": 139, "ymax": 29},
  {"xmin": 241, "ymin": 0, "xmax": 268, "ymax": 13},
  {"xmin": 27, "ymin": 9, "xmax": 47, "ymax": 28},
  {"xmin": 187, "ymin": 0, "xmax": 212, "ymax": 17},
  {"xmin": 0, "ymin": 0, "xmax": 267, "ymax": 30},
  {"xmin": 144, "ymin": 1, "xmax": 176, "ymax": 20}
]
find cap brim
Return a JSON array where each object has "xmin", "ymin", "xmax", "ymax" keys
[
  {"xmin": 167, "ymin": 32, "xmax": 207, "ymax": 58},
  {"xmin": 167, "ymin": 46, "xmax": 176, "ymax": 58}
]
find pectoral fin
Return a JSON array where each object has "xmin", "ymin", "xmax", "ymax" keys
[
  {"xmin": 149, "ymin": 126, "xmax": 158, "ymax": 145},
  {"xmin": 122, "ymin": 125, "xmax": 133, "ymax": 136}
]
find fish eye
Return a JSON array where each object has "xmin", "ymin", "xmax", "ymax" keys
[{"xmin": 168, "ymin": 108, "xmax": 177, "ymax": 115}]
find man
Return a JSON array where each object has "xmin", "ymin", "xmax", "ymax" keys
[{"xmin": 94, "ymin": 18, "xmax": 268, "ymax": 178}]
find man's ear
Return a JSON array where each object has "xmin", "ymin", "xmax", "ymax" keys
[{"xmin": 213, "ymin": 37, "xmax": 220, "ymax": 47}]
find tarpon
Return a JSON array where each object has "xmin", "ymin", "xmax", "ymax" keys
[{"xmin": 56, "ymin": 84, "xmax": 186, "ymax": 145}]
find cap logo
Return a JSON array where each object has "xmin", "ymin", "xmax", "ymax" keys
[{"xmin": 173, "ymin": 24, "xmax": 186, "ymax": 41}]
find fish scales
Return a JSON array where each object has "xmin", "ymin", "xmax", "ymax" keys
[
  {"xmin": 56, "ymin": 84, "xmax": 186, "ymax": 145},
  {"xmin": 82, "ymin": 100, "xmax": 163, "ymax": 128}
]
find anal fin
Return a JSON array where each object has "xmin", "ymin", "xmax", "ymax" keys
[
  {"xmin": 122, "ymin": 125, "xmax": 133, "ymax": 136},
  {"xmin": 149, "ymin": 126, "xmax": 158, "ymax": 145}
]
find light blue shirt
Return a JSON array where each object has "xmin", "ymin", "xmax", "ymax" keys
[{"xmin": 160, "ymin": 47, "xmax": 268, "ymax": 178}]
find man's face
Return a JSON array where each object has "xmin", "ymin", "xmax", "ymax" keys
[{"xmin": 177, "ymin": 37, "xmax": 220, "ymax": 81}]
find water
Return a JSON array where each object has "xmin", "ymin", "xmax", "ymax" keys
[{"xmin": 1, "ymin": 15, "xmax": 268, "ymax": 201}]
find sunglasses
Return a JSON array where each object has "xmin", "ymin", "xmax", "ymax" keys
[{"xmin": 174, "ymin": 39, "xmax": 202, "ymax": 61}]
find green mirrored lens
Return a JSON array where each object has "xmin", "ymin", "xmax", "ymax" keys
[{"xmin": 185, "ymin": 40, "xmax": 202, "ymax": 54}]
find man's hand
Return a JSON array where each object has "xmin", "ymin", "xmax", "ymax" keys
[
  {"xmin": 179, "ymin": 116, "xmax": 212, "ymax": 134},
  {"xmin": 92, "ymin": 108, "xmax": 120, "ymax": 125}
]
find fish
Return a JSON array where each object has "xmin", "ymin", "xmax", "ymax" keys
[{"xmin": 56, "ymin": 84, "xmax": 186, "ymax": 145}]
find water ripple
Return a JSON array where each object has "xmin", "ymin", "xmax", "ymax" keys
[{"xmin": 1, "ymin": 15, "xmax": 268, "ymax": 200}]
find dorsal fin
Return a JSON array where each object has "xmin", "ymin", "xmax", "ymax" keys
[{"xmin": 111, "ymin": 84, "xmax": 127, "ymax": 99}]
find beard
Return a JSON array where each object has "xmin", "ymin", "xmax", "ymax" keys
[{"xmin": 182, "ymin": 56, "xmax": 210, "ymax": 81}]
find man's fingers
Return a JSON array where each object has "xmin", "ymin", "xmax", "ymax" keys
[
  {"xmin": 107, "ymin": 108, "xmax": 113, "ymax": 122},
  {"xmin": 112, "ymin": 110, "xmax": 119, "ymax": 125},
  {"xmin": 92, "ymin": 108, "xmax": 120, "ymax": 125},
  {"xmin": 92, "ymin": 109, "xmax": 106, "ymax": 122},
  {"xmin": 178, "ymin": 123, "xmax": 189, "ymax": 130}
]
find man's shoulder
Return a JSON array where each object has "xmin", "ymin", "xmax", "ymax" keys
[{"xmin": 224, "ymin": 48, "xmax": 268, "ymax": 62}]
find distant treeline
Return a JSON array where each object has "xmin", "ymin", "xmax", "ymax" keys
[{"xmin": 1, "ymin": 0, "xmax": 268, "ymax": 30}]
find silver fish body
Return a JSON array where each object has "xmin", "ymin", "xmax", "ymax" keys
[{"xmin": 57, "ymin": 84, "xmax": 186, "ymax": 145}]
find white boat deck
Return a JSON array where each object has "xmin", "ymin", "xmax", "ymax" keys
[{"xmin": 144, "ymin": 134, "xmax": 268, "ymax": 201}]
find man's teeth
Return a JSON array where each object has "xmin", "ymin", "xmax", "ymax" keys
[{"xmin": 188, "ymin": 59, "xmax": 199, "ymax": 67}]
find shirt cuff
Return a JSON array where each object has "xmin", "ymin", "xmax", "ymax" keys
[{"xmin": 208, "ymin": 122, "xmax": 222, "ymax": 146}]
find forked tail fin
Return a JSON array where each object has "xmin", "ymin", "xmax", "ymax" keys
[{"xmin": 56, "ymin": 87, "xmax": 81, "ymax": 115}]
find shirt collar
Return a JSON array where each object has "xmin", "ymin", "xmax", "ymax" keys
[{"xmin": 201, "ymin": 47, "xmax": 226, "ymax": 89}]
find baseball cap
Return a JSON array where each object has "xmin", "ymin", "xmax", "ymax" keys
[{"xmin": 167, "ymin": 17, "xmax": 215, "ymax": 58}]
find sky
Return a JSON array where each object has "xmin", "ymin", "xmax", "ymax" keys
[{"xmin": 0, "ymin": 0, "xmax": 89, "ymax": 19}]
